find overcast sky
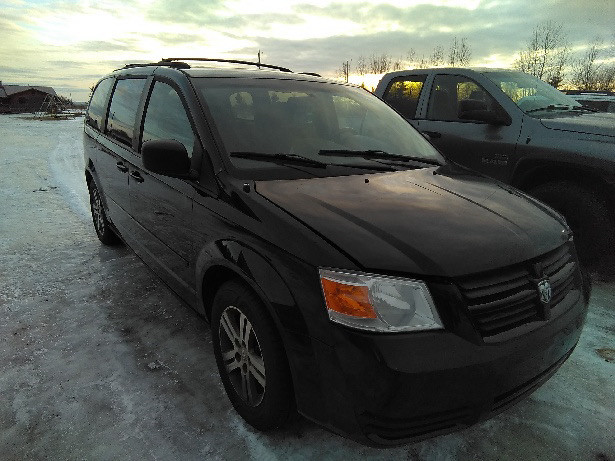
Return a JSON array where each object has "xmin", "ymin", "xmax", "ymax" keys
[{"xmin": 1, "ymin": 0, "xmax": 613, "ymax": 100}]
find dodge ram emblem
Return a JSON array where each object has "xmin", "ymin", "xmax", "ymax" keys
[{"xmin": 537, "ymin": 279, "xmax": 552, "ymax": 305}]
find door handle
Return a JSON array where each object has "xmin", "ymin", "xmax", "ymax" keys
[
  {"xmin": 130, "ymin": 171, "xmax": 144, "ymax": 183},
  {"xmin": 116, "ymin": 162, "xmax": 128, "ymax": 173},
  {"xmin": 422, "ymin": 130, "xmax": 442, "ymax": 139}
]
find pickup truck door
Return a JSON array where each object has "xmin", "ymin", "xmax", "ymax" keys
[{"xmin": 415, "ymin": 73, "xmax": 522, "ymax": 182}]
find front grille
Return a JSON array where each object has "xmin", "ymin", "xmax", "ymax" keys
[
  {"xmin": 457, "ymin": 244, "xmax": 579, "ymax": 337},
  {"xmin": 360, "ymin": 406, "xmax": 472, "ymax": 441}
]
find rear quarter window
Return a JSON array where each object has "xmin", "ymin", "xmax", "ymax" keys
[{"xmin": 86, "ymin": 78, "xmax": 114, "ymax": 131}]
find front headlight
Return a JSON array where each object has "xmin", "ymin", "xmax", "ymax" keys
[{"xmin": 319, "ymin": 268, "xmax": 443, "ymax": 333}]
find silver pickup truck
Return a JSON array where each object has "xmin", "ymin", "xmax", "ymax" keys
[{"xmin": 375, "ymin": 68, "xmax": 615, "ymax": 275}]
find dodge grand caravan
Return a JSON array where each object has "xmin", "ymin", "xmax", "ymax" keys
[{"xmin": 84, "ymin": 59, "xmax": 589, "ymax": 446}]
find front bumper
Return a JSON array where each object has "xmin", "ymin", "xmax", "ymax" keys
[{"xmin": 300, "ymin": 286, "xmax": 587, "ymax": 447}]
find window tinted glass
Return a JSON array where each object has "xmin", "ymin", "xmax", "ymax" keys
[
  {"xmin": 230, "ymin": 91, "xmax": 254, "ymax": 120},
  {"xmin": 427, "ymin": 74, "xmax": 497, "ymax": 121},
  {"xmin": 142, "ymin": 82, "xmax": 194, "ymax": 158},
  {"xmin": 86, "ymin": 78, "xmax": 114, "ymax": 131},
  {"xmin": 195, "ymin": 78, "xmax": 442, "ymax": 179},
  {"xmin": 332, "ymin": 95, "xmax": 364, "ymax": 131},
  {"xmin": 383, "ymin": 76, "xmax": 426, "ymax": 119},
  {"xmin": 106, "ymin": 78, "xmax": 146, "ymax": 146},
  {"xmin": 484, "ymin": 70, "xmax": 581, "ymax": 114}
]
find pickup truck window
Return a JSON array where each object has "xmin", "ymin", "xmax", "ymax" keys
[
  {"xmin": 427, "ymin": 74, "xmax": 497, "ymax": 122},
  {"xmin": 382, "ymin": 75, "xmax": 426, "ymax": 119}
]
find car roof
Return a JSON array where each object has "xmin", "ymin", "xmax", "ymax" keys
[
  {"xmin": 382, "ymin": 67, "xmax": 515, "ymax": 77},
  {"xmin": 183, "ymin": 66, "xmax": 338, "ymax": 83},
  {"xmin": 107, "ymin": 60, "xmax": 348, "ymax": 86}
]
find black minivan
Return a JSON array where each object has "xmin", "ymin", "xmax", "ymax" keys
[{"xmin": 84, "ymin": 59, "xmax": 589, "ymax": 447}]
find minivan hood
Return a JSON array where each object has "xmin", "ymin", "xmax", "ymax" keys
[
  {"xmin": 539, "ymin": 111, "xmax": 615, "ymax": 138},
  {"xmin": 256, "ymin": 168, "xmax": 569, "ymax": 277}
]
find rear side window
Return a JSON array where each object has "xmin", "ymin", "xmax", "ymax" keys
[
  {"xmin": 106, "ymin": 78, "xmax": 147, "ymax": 146},
  {"xmin": 86, "ymin": 78, "xmax": 114, "ymax": 131},
  {"xmin": 382, "ymin": 75, "xmax": 426, "ymax": 119},
  {"xmin": 141, "ymin": 81, "xmax": 195, "ymax": 158}
]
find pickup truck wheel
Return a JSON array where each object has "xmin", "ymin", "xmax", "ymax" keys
[
  {"xmin": 211, "ymin": 280, "xmax": 294, "ymax": 430},
  {"xmin": 88, "ymin": 181, "xmax": 121, "ymax": 245},
  {"xmin": 529, "ymin": 181, "xmax": 614, "ymax": 272}
]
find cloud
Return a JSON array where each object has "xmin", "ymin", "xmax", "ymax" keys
[
  {"xmin": 144, "ymin": 33, "xmax": 206, "ymax": 45},
  {"xmin": 145, "ymin": 0, "xmax": 226, "ymax": 25},
  {"xmin": 75, "ymin": 39, "xmax": 142, "ymax": 52},
  {"xmin": 2, "ymin": 0, "xmax": 613, "ymax": 98}
]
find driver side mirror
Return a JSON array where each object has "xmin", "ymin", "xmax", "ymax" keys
[
  {"xmin": 458, "ymin": 99, "xmax": 512, "ymax": 126},
  {"xmin": 142, "ymin": 139, "xmax": 198, "ymax": 179}
]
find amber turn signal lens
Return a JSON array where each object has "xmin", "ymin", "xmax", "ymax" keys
[{"xmin": 320, "ymin": 277, "xmax": 377, "ymax": 319}]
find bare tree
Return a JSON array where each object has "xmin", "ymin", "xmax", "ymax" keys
[
  {"xmin": 355, "ymin": 55, "xmax": 368, "ymax": 76},
  {"xmin": 572, "ymin": 39, "xmax": 606, "ymax": 90},
  {"xmin": 368, "ymin": 53, "xmax": 392, "ymax": 74},
  {"xmin": 392, "ymin": 56, "xmax": 404, "ymax": 71},
  {"xmin": 417, "ymin": 55, "xmax": 430, "ymax": 69},
  {"xmin": 595, "ymin": 36, "xmax": 615, "ymax": 91},
  {"xmin": 430, "ymin": 46, "xmax": 445, "ymax": 67},
  {"xmin": 514, "ymin": 21, "xmax": 570, "ymax": 87},
  {"xmin": 448, "ymin": 37, "xmax": 472, "ymax": 67},
  {"xmin": 407, "ymin": 48, "xmax": 417, "ymax": 65},
  {"xmin": 337, "ymin": 60, "xmax": 351, "ymax": 83},
  {"xmin": 378, "ymin": 53, "xmax": 392, "ymax": 73}
]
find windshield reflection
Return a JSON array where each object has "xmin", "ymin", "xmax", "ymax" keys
[
  {"xmin": 194, "ymin": 78, "xmax": 443, "ymax": 176},
  {"xmin": 483, "ymin": 70, "xmax": 582, "ymax": 114}
]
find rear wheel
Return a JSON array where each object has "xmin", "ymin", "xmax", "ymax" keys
[
  {"xmin": 88, "ymin": 181, "xmax": 121, "ymax": 245},
  {"xmin": 211, "ymin": 280, "xmax": 294, "ymax": 430},
  {"xmin": 529, "ymin": 181, "xmax": 615, "ymax": 274}
]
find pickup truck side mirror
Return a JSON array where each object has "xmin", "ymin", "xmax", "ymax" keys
[
  {"xmin": 458, "ymin": 99, "xmax": 512, "ymax": 126},
  {"xmin": 142, "ymin": 139, "xmax": 198, "ymax": 179}
]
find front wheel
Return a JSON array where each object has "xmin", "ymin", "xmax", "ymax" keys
[
  {"xmin": 211, "ymin": 280, "xmax": 294, "ymax": 430},
  {"xmin": 529, "ymin": 181, "xmax": 614, "ymax": 274}
]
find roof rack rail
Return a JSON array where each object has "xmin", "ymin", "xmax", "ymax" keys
[
  {"xmin": 298, "ymin": 72, "xmax": 322, "ymax": 77},
  {"xmin": 119, "ymin": 61, "xmax": 190, "ymax": 71},
  {"xmin": 160, "ymin": 58, "xmax": 292, "ymax": 73}
]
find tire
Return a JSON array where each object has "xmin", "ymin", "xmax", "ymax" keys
[
  {"xmin": 211, "ymin": 280, "xmax": 294, "ymax": 430},
  {"xmin": 88, "ymin": 181, "xmax": 121, "ymax": 245},
  {"xmin": 529, "ymin": 181, "xmax": 615, "ymax": 273}
]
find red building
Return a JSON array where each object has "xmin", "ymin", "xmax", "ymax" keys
[{"xmin": 0, "ymin": 82, "xmax": 57, "ymax": 113}]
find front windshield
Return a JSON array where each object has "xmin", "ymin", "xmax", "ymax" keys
[
  {"xmin": 483, "ymin": 70, "xmax": 582, "ymax": 114},
  {"xmin": 193, "ymin": 78, "xmax": 442, "ymax": 177}
]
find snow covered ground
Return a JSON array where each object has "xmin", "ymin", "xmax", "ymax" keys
[{"xmin": 0, "ymin": 115, "xmax": 613, "ymax": 460}]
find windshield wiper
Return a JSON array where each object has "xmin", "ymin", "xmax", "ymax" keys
[
  {"xmin": 570, "ymin": 105, "xmax": 598, "ymax": 112},
  {"xmin": 230, "ymin": 151, "xmax": 396, "ymax": 171},
  {"xmin": 318, "ymin": 149, "xmax": 443, "ymax": 166},
  {"xmin": 525, "ymin": 104, "xmax": 571, "ymax": 114},
  {"xmin": 230, "ymin": 151, "xmax": 327, "ymax": 168}
]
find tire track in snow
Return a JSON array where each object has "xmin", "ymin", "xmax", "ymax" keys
[{"xmin": 47, "ymin": 119, "xmax": 91, "ymax": 223}]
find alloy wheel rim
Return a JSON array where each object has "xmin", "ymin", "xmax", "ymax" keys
[{"xmin": 219, "ymin": 305, "xmax": 266, "ymax": 406}]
